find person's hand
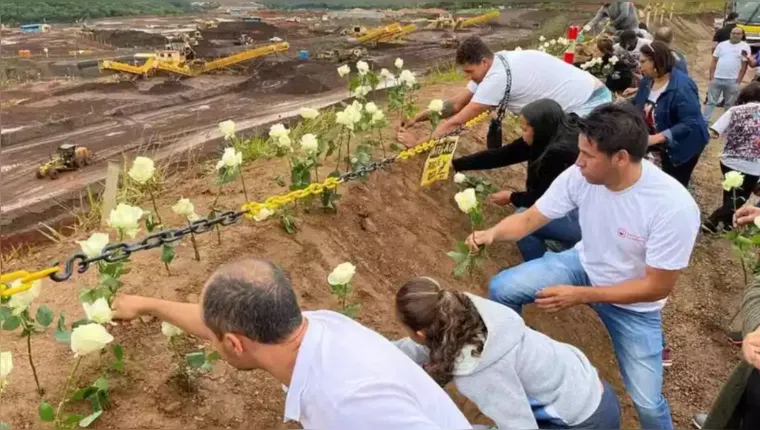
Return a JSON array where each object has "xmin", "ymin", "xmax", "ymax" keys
[
  {"xmin": 648, "ymin": 134, "xmax": 666, "ymax": 146},
  {"xmin": 734, "ymin": 205, "xmax": 760, "ymax": 227},
  {"xmin": 622, "ymin": 87, "xmax": 638, "ymax": 97},
  {"xmin": 111, "ymin": 295, "xmax": 150, "ymax": 321},
  {"xmin": 535, "ymin": 285, "xmax": 588, "ymax": 312},
  {"xmin": 488, "ymin": 190, "xmax": 512, "ymax": 206},
  {"xmin": 396, "ymin": 129, "xmax": 417, "ymax": 148},
  {"xmin": 465, "ymin": 229, "xmax": 494, "ymax": 253},
  {"xmin": 743, "ymin": 327, "xmax": 760, "ymax": 370}
]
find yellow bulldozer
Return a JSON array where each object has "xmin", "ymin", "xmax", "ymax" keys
[{"xmin": 36, "ymin": 144, "xmax": 94, "ymax": 180}]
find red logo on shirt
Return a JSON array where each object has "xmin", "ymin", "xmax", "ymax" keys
[{"xmin": 617, "ymin": 228, "xmax": 645, "ymax": 243}]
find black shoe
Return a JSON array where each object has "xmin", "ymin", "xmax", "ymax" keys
[{"xmin": 701, "ymin": 221, "xmax": 719, "ymax": 234}]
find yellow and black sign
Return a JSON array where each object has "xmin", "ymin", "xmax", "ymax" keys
[{"xmin": 420, "ymin": 136, "xmax": 459, "ymax": 186}]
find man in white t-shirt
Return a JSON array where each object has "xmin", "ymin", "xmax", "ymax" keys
[
  {"xmin": 398, "ymin": 36, "xmax": 611, "ymax": 146},
  {"xmin": 110, "ymin": 258, "xmax": 471, "ymax": 430},
  {"xmin": 465, "ymin": 104, "xmax": 700, "ymax": 430},
  {"xmin": 704, "ymin": 26, "xmax": 751, "ymax": 121}
]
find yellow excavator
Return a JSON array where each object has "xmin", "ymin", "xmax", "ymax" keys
[
  {"xmin": 426, "ymin": 10, "xmax": 500, "ymax": 30},
  {"xmin": 99, "ymin": 42, "xmax": 290, "ymax": 80},
  {"xmin": 356, "ymin": 23, "xmax": 417, "ymax": 45}
]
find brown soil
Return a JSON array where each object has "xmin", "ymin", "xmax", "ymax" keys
[
  {"xmin": 201, "ymin": 21, "xmax": 285, "ymax": 42},
  {"xmin": 1, "ymin": 11, "xmax": 743, "ymax": 430},
  {"xmin": 145, "ymin": 81, "xmax": 193, "ymax": 95},
  {"xmin": 94, "ymin": 29, "xmax": 168, "ymax": 48}
]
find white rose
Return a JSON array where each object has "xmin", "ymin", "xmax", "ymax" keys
[
  {"xmin": 550, "ymin": 39, "xmax": 557, "ymax": 45},
  {"xmin": 380, "ymin": 68, "xmax": 392, "ymax": 78},
  {"xmin": 172, "ymin": 198, "xmax": 195, "ymax": 217},
  {"xmin": 218, "ymin": 120, "xmax": 236, "ymax": 140},
  {"xmin": 454, "ymin": 188, "xmax": 478, "ymax": 214},
  {"xmin": 356, "ymin": 60, "xmax": 370, "ymax": 75},
  {"xmin": 754, "ymin": 215, "xmax": 760, "ymax": 230},
  {"xmin": 352, "ymin": 85, "xmax": 371, "ymax": 98},
  {"xmin": 335, "ymin": 110, "xmax": 355, "ymax": 131},
  {"xmin": 428, "ymin": 99, "xmax": 444, "ymax": 114},
  {"xmin": 723, "ymin": 171, "xmax": 745, "ymax": 191},
  {"xmin": 127, "ymin": 156, "xmax": 155, "ymax": 184},
  {"xmin": 269, "ymin": 123, "xmax": 289, "ymax": 139},
  {"xmin": 609, "ymin": 55, "xmax": 619, "ymax": 65},
  {"xmin": 394, "ymin": 57, "xmax": 404, "ymax": 69},
  {"xmin": 253, "ymin": 207, "xmax": 274, "ymax": 222},
  {"xmin": 364, "ymin": 102, "xmax": 379, "ymax": 114},
  {"xmin": 328, "ymin": 262, "xmax": 356, "ymax": 286},
  {"xmin": 454, "ymin": 172, "xmax": 466, "ymax": 184},
  {"xmin": 107, "ymin": 203, "xmax": 144, "ymax": 239},
  {"xmin": 337, "ymin": 64, "xmax": 351, "ymax": 77},
  {"xmin": 299, "ymin": 107, "xmax": 319, "ymax": 120},
  {"xmin": 539, "ymin": 35, "xmax": 546, "ymax": 42},
  {"xmin": 78, "ymin": 232, "xmax": 109, "ymax": 259},
  {"xmin": 7, "ymin": 280, "xmax": 41, "ymax": 316},
  {"xmin": 514, "ymin": 46, "xmax": 522, "ymax": 51},
  {"xmin": 558, "ymin": 37, "xmax": 568, "ymax": 45},
  {"xmin": 399, "ymin": 69, "xmax": 416, "ymax": 87},
  {"xmin": 584, "ymin": 24, "xmax": 592, "ymax": 32},
  {"xmin": 351, "ymin": 100, "xmax": 363, "ymax": 112},
  {"xmin": 218, "ymin": 147, "xmax": 243, "ymax": 169},
  {"xmin": 187, "ymin": 212, "xmax": 201, "ymax": 222},
  {"xmin": 83, "ymin": 298, "xmax": 113, "ymax": 324},
  {"xmin": 300, "ymin": 133, "xmax": 319, "ymax": 154},
  {"xmin": 370, "ymin": 110, "xmax": 385, "ymax": 124},
  {"xmin": 277, "ymin": 134, "xmax": 292, "ymax": 149},
  {"xmin": 70, "ymin": 323, "xmax": 114, "ymax": 357},
  {"xmin": 0, "ymin": 351, "xmax": 11, "ymax": 389},
  {"xmin": 161, "ymin": 321, "xmax": 183, "ymax": 338},
  {"xmin": 581, "ymin": 62, "xmax": 590, "ymax": 70}
]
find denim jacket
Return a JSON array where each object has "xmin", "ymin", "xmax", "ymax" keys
[{"xmin": 632, "ymin": 69, "xmax": 708, "ymax": 166}]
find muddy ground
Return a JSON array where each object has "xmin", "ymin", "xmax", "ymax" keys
[
  {"xmin": 0, "ymin": 10, "xmax": 751, "ymax": 430},
  {"xmin": 0, "ymin": 8, "xmax": 567, "ymax": 241}
]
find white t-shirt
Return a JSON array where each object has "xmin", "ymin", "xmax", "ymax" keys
[
  {"xmin": 283, "ymin": 310, "xmax": 471, "ymax": 430},
  {"xmin": 466, "ymin": 50, "xmax": 599, "ymax": 115},
  {"xmin": 535, "ymin": 161, "xmax": 700, "ymax": 312},
  {"xmin": 613, "ymin": 37, "xmax": 649, "ymax": 54},
  {"xmin": 713, "ymin": 40, "xmax": 752, "ymax": 80}
]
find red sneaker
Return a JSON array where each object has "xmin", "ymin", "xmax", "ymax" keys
[{"xmin": 662, "ymin": 347, "xmax": 673, "ymax": 368}]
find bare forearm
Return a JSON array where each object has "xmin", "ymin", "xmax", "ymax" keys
[
  {"xmin": 709, "ymin": 63, "xmax": 717, "ymax": 81},
  {"xmin": 141, "ymin": 297, "xmax": 215, "ymax": 340},
  {"xmin": 431, "ymin": 118, "xmax": 462, "ymax": 139},
  {"xmin": 490, "ymin": 214, "xmax": 539, "ymax": 242},
  {"xmin": 579, "ymin": 280, "xmax": 671, "ymax": 305},
  {"xmin": 738, "ymin": 64, "xmax": 748, "ymax": 83}
]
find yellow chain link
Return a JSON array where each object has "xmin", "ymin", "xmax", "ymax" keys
[
  {"xmin": 0, "ymin": 110, "xmax": 493, "ymax": 296},
  {"xmin": 0, "ymin": 267, "xmax": 61, "ymax": 297},
  {"xmin": 242, "ymin": 110, "xmax": 492, "ymax": 218}
]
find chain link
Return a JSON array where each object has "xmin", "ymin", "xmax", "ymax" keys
[{"xmin": 0, "ymin": 109, "xmax": 491, "ymax": 293}]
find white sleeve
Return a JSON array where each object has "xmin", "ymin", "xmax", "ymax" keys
[
  {"xmin": 467, "ymin": 80, "xmax": 478, "ymax": 93},
  {"xmin": 535, "ymin": 166, "xmax": 580, "ymax": 220},
  {"xmin": 470, "ymin": 74, "xmax": 503, "ymax": 106},
  {"xmin": 645, "ymin": 205, "xmax": 700, "ymax": 270},
  {"xmin": 393, "ymin": 338, "xmax": 431, "ymax": 366},
  {"xmin": 713, "ymin": 43, "xmax": 722, "ymax": 57},
  {"xmin": 710, "ymin": 109, "xmax": 732, "ymax": 136},
  {"xmin": 334, "ymin": 383, "xmax": 470, "ymax": 430}
]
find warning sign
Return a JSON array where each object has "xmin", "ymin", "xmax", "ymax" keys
[{"xmin": 420, "ymin": 136, "xmax": 459, "ymax": 187}]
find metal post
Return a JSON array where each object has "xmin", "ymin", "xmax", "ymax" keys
[{"xmin": 101, "ymin": 160, "xmax": 121, "ymax": 226}]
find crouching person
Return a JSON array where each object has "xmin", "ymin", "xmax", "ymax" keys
[{"xmin": 393, "ymin": 277, "xmax": 621, "ymax": 429}]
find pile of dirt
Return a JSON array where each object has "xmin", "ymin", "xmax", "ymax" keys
[
  {"xmin": 52, "ymin": 81, "xmax": 137, "ymax": 96},
  {"xmin": 145, "ymin": 81, "xmax": 192, "ymax": 95},
  {"xmin": 94, "ymin": 29, "xmax": 167, "ymax": 48},
  {"xmin": 238, "ymin": 60, "xmax": 345, "ymax": 95},
  {"xmin": 201, "ymin": 21, "xmax": 284, "ymax": 42}
]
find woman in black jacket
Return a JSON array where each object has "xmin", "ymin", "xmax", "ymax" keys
[{"xmin": 451, "ymin": 98, "xmax": 581, "ymax": 261}]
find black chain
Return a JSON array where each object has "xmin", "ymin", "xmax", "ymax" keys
[
  {"xmin": 339, "ymin": 157, "xmax": 397, "ymax": 182},
  {"xmin": 49, "ymin": 210, "xmax": 247, "ymax": 282}
]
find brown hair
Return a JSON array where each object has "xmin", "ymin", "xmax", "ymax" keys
[
  {"xmin": 640, "ymin": 41, "xmax": 675, "ymax": 77},
  {"xmin": 395, "ymin": 277, "xmax": 487, "ymax": 386},
  {"xmin": 596, "ymin": 37, "xmax": 614, "ymax": 56}
]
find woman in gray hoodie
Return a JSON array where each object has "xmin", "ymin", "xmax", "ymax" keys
[{"xmin": 394, "ymin": 277, "xmax": 621, "ymax": 429}]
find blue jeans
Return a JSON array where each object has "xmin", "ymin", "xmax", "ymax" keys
[
  {"xmin": 704, "ymin": 78, "xmax": 740, "ymax": 121},
  {"xmin": 489, "ymin": 249, "xmax": 673, "ymax": 430},
  {"xmin": 516, "ymin": 208, "xmax": 582, "ymax": 262}
]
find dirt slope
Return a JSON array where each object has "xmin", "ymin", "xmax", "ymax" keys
[{"xmin": 0, "ymin": 13, "xmax": 748, "ymax": 430}]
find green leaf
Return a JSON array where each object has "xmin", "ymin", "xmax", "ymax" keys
[
  {"xmin": 206, "ymin": 351, "xmax": 221, "ymax": 363},
  {"xmin": 78, "ymin": 411, "xmax": 103, "ymax": 428},
  {"xmin": 72, "ymin": 386, "xmax": 98, "ymax": 401},
  {"xmin": 93, "ymin": 377, "xmax": 109, "ymax": 392},
  {"xmin": 281, "ymin": 214, "xmax": 297, "ymax": 235},
  {"xmin": 62, "ymin": 415, "xmax": 84, "ymax": 425},
  {"xmin": 36, "ymin": 306, "xmax": 54, "ymax": 328},
  {"xmin": 71, "ymin": 319, "xmax": 89, "ymax": 329},
  {"xmin": 145, "ymin": 213, "xmax": 158, "ymax": 233},
  {"xmin": 0, "ymin": 421, "xmax": 10, "ymax": 430},
  {"xmin": 54, "ymin": 328, "xmax": 71, "ymax": 344},
  {"xmin": 160, "ymin": 244, "xmax": 176, "ymax": 265},
  {"xmin": 39, "ymin": 402, "xmax": 55, "ymax": 422},
  {"xmin": 113, "ymin": 344, "xmax": 124, "ymax": 362},
  {"xmin": 185, "ymin": 352, "xmax": 206, "ymax": 369},
  {"xmin": 2, "ymin": 315, "xmax": 21, "ymax": 331},
  {"xmin": 0, "ymin": 307, "xmax": 11, "ymax": 321},
  {"xmin": 273, "ymin": 175, "xmax": 286, "ymax": 187}
]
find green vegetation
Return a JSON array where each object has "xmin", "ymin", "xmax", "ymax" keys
[{"xmin": 0, "ymin": 0, "xmax": 219, "ymax": 25}]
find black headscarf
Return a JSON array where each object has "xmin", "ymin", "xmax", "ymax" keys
[{"xmin": 520, "ymin": 99, "xmax": 579, "ymax": 166}]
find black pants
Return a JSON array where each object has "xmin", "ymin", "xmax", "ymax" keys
[
  {"xmin": 739, "ymin": 369, "xmax": 760, "ymax": 430},
  {"xmin": 660, "ymin": 147, "xmax": 705, "ymax": 189},
  {"xmin": 706, "ymin": 163, "xmax": 760, "ymax": 229}
]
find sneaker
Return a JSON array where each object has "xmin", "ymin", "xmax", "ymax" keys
[
  {"xmin": 727, "ymin": 330, "xmax": 743, "ymax": 345},
  {"xmin": 662, "ymin": 346, "xmax": 673, "ymax": 368},
  {"xmin": 692, "ymin": 413, "xmax": 707, "ymax": 429}
]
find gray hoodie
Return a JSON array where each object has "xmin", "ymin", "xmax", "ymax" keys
[
  {"xmin": 395, "ymin": 294, "xmax": 602, "ymax": 429},
  {"xmin": 588, "ymin": 2, "xmax": 640, "ymax": 33}
]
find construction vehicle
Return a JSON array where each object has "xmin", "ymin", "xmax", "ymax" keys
[
  {"xmin": 717, "ymin": 2, "xmax": 760, "ymax": 50},
  {"xmin": 426, "ymin": 10, "xmax": 500, "ymax": 30},
  {"xmin": 439, "ymin": 33, "xmax": 459, "ymax": 49},
  {"xmin": 318, "ymin": 47, "xmax": 368, "ymax": 62},
  {"xmin": 36, "ymin": 144, "xmax": 94, "ymax": 180},
  {"xmin": 99, "ymin": 42, "xmax": 290, "ymax": 80},
  {"xmin": 356, "ymin": 23, "xmax": 417, "ymax": 45}
]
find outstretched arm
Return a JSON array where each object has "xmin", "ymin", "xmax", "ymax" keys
[{"xmin": 111, "ymin": 295, "xmax": 215, "ymax": 341}]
